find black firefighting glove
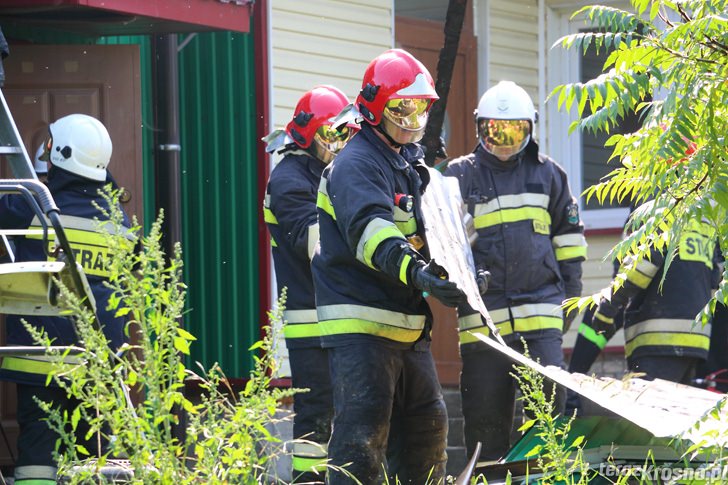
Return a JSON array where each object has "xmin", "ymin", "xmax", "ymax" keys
[
  {"xmin": 476, "ymin": 269, "xmax": 491, "ymax": 295},
  {"xmin": 588, "ymin": 297, "xmax": 619, "ymax": 341},
  {"xmin": 410, "ymin": 259, "xmax": 466, "ymax": 308}
]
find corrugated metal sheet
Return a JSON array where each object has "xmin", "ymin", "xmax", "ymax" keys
[{"xmin": 178, "ymin": 31, "xmax": 259, "ymax": 375}]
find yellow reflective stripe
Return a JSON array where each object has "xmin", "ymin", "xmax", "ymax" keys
[
  {"xmin": 473, "ymin": 193, "xmax": 549, "ymax": 217},
  {"xmin": 292, "ymin": 456, "xmax": 328, "ymax": 473},
  {"xmin": 318, "ymin": 304, "xmax": 426, "ymax": 330},
  {"xmin": 400, "ymin": 254, "xmax": 412, "ymax": 285},
  {"xmin": 679, "ymin": 230, "xmax": 715, "ymax": 268},
  {"xmin": 28, "ymin": 226, "xmax": 111, "ymax": 248},
  {"xmin": 458, "ymin": 308, "xmax": 510, "ymax": 330},
  {"xmin": 625, "ymin": 333, "xmax": 710, "ymax": 357},
  {"xmin": 624, "ymin": 267, "xmax": 653, "ymax": 289},
  {"xmin": 356, "ymin": 218, "xmax": 406, "ymax": 269},
  {"xmin": 284, "ymin": 309, "xmax": 318, "ymax": 324},
  {"xmin": 552, "ymin": 233, "xmax": 587, "ymax": 248},
  {"xmin": 460, "ymin": 322, "xmax": 514, "ymax": 344},
  {"xmin": 284, "ymin": 323, "xmax": 321, "ymax": 339},
  {"xmin": 317, "ymin": 192, "xmax": 336, "ymax": 220},
  {"xmin": 1, "ymin": 356, "xmax": 79, "ymax": 375},
  {"xmin": 594, "ymin": 311, "xmax": 614, "ymax": 325},
  {"xmin": 620, "ymin": 256, "xmax": 660, "ymax": 289},
  {"xmin": 52, "ymin": 243, "xmax": 114, "ymax": 277},
  {"xmin": 395, "ymin": 218, "xmax": 417, "ymax": 236},
  {"xmin": 555, "ymin": 245, "xmax": 588, "ymax": 261},
  {"xmin": 31, "ymin": 215, "xmax": 135, "ymax": 240},
  {"xmin": 513, "ymin": 315, "xmax": 563, "ymax": 332},
  {"xmin": 283, "ymin": 309, "xmax": 320, "ymax": 338},
  {"xmin": 474, "ymin": 207, "xmax": 551, "ymax": 230},
  {"xmin": 271, "ymin": 237, "xmax": 277, "ymax": 247},
  {"xmin": 307, "ymin": 223, "xmax": 319, "ymax": 260},
  {"xmin": 459, "ymin": 308, "xmax": 513, "ymax": 344},
  {"xmin": 263, "ymin": 207, "xmax": 278, "ymax": 224},
  {"xmin": 317, "ymin": 178, "xmax": 336, "ymax": 220},
  {"xmin": 319, "ymin": 319, "xmax": 423, "ymax": 343},
  {"xmin": 578, "ymin": 323, "xmax": 608, "ymax": 349},
  {"xmin": 624, "ymin": 319, "xmax": 711, "ymax": 341}
]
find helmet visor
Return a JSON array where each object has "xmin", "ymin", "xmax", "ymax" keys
[
  {"xmin": 478, "ymin": 119, "xmax": 531, "ymax": 161},
  {"xmin": 382, "ymin": 98, "xmax": 430, "ymax": 130},
  {"xmin": 314, "ymin": 125, "xmax": 352, "ymax": 154},
  {"xmin": 312, "ymin": 125, "xmax": 353, "ymax": 164}
]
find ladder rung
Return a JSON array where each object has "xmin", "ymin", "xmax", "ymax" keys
[{"xmin": 0, "ymin": 147, "xmax": 23, "ymax": 154}]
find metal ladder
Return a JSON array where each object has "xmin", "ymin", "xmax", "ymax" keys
[{"xmin": 0, "ymin": 88, "xmax": 98, "ymax": 330}]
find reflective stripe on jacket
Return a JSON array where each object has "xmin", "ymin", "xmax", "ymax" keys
[
  {"xmin": 622, "ymin": 220, "xmax": 716, "ymax": 360},
  {"xmin": 264, "ymin": 152, "xmax": 324, "ymax": 349},
  {"xmin": 26, "ymin": 214, "xmax": 135, "ymax": 278},
  {"xmin": 0, "ymin": 167, "xmax": 131, "ymax": 384},
  {"xmin": 445, "ymin": 143, "xmax": 586, "ymax": 348},
  {"xmin": 311, "ymin": 124, "xmax": 431, "ymax": 348}
]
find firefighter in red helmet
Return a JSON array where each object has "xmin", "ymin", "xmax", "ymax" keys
[
  {"xmin": 311, "ymin": 49, "xmax": 465, "ymax": 484},
  {"xmin": 263, "ymin": 85, "xmax": 355, "ymax": 484}
]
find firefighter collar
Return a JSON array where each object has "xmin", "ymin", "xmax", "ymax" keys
[{"xmin": 359, "ymin": 123, "xmax": 424, "ymax": 172}]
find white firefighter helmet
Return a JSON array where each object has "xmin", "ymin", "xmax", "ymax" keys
[
  {"xmin": 46, "ymin": 114, "xmax": 112, "ymax": 181},
  {"xmin": 475, "ymin": 81, "xmax": 537, "ymax": 161}
]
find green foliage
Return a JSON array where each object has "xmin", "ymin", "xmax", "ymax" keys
[
  {"xmin": 511, "ymin": 351, "xmax": 593, "ymax": 484},
  {"xmin": 29, "ymin": 188, "xmax": 295, "ymax": 484},
  {"xmin": 552, "ymin": 0, "xmax": 728, "ymax": 322}
]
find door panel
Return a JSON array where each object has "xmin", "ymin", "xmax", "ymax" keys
[
  {"xmin": 396, "ymin": 16, "xmax": 478, "ymax": 386},
  {"xmin": 0, "ymin": 44, "xmax": 142, "ymax": 467}
]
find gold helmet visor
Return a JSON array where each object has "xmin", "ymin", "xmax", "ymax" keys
[
  {"xmin": 478, "ymin": 118, "xmax": 531, "ymax": 161},
  {"xmin": 311, "ymin": 125, "xmax": 353, "ymax": 164}
]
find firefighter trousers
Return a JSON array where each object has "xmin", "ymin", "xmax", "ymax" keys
[
  {"xmin": 288, "ymin": 346, "xmax": 334, "ymax": 484},
  {"xmin": 460, "ymin": 331, "xmax": 566, "ymax": 461},
  {"xmin": 326, "ymin": 341, "xmax": 448, "ymax": 485},
  {"xmin": 14, "ymin": 384, "xmax": 107, "ymax": 484}
]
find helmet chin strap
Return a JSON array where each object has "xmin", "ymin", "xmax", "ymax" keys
[{"xmin": 374, "ymin": 123, "xmax": 404, "ymax": 149}]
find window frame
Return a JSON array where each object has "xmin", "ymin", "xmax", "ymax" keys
[{"xmin": 545, "ymin": 1, "xmax": 631, "ymax": 231}]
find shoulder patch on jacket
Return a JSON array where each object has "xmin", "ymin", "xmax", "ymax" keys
[{"xmin": 566, "ymin": 203, "xmax": 580, "ymax": 225}]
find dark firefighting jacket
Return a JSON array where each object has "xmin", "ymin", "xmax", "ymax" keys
[
  {"xmin": 445, "ymin": 142, "xmax": 587, "ymax": 349},
  {"xmin": 264, "ymin": 151, "xmax": 325, "ymax": 349},
  {"xmin": 311, "ymin": 124, "xmax": 432, "ymax": 349},
  {"xmin": 598, "ymin": 219, "xmax": 716, "ymax": 361},
  {"xmin": 0, "ymin": 167, "xmax": 132, "ymax": 385}
]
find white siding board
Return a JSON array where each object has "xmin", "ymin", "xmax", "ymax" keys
[
  {"xmin": 275, "ymin": 10, "xmax": 391, "ymax": 41},
  {"xmin": 273, "ymin": 48, "xmax": 366, "ymax": 79},
  {"xmin": 270, "ymin": 0, "xmax": 392, "ymax": 129},
  {"xmin": 488, "ymin": 0, "xmax": 539, "ymax": 94},
  {"xmin": 275, "ymin": 0, "xmax": 391, "ymax": 27}
]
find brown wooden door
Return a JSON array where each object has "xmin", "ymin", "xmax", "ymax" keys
[
  {"xmin": 396, "ymin": 16, "xmax": 478, "ymax": 386},
  {"xmin": 0, "ymin": 44, "xmax": 143, "ymax": 467}
]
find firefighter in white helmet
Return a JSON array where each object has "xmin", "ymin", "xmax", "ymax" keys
[
  {"xmin": 445, "ymin": 81, "xmax": 587, "ymax": 461},
  {"xmin": 0, "ymin": 114, "xmax": 133, "ymax": 485}
]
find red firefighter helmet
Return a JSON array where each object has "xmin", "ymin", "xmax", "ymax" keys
[
  {"xmin": 356, "ymin": 49, "xmax": 438, "ymax": 144},
  {"xmin": 286, "ymin": 85, "xmax": 354, "ymax": 163}
]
